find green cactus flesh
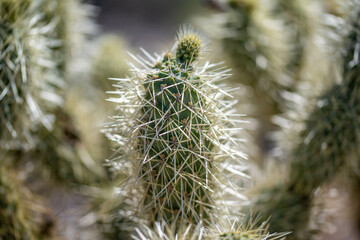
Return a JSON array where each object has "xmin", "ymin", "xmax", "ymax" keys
[
  {"xmin": 142, "ymin": 52, "xmax": 213, "ymax": 222},
  {"xmin": 107, "ymin": 31, "xmax": 244, "ymax": 225}
]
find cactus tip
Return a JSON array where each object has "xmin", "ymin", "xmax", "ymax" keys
[{"xmin": 176, "ymin": 33, "xmax": 201, "ymax": 65}]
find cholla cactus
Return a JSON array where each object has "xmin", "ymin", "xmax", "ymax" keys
[
  {"xmin": 221, "ymin": 0, "xmax": 289, "ymax": 94},
  {"xmin": 91, "ymin": 35, "xmax": 129, "ymax": 94},
  {"xmin": 0, "ymin": 0, "xmax": 106, "ymax": 185},
  {"xmin": 250, "ymin": 4, "xmax": 360, "ymax": 238},
  {"xmin": 288, "ymin": 6, "xmax": 360, "ymax": 194},
  {"xmin": 133, "ymin": 217, "xmax": 286, "ymax": 240},
  {"xmin": 0, "ymin": 0, "xmax": 62, "ymax": 150},
  {"xmin": 106, "ymin": 27, "xmax": 246, "ymax": 226},
  {"xmin": 248, "ymin": 181, "xmax": 311, "ymax": 239},
  {"xmin": 27, "ymin": 105, "xmax": 107, "ymax": 185},
  {"xmin": 272, "ymin": 0, "xmax": 324, "ymax": 84},
  {"xmin": 205, "ymin": 0, "xmax": 291, "ymax": 161},
  {"xmin": 0, "ymin": 166, "xmax": 54, "ymax": 239},
  {"xmin": 39, "ymin": 0, "xmax": 96, "ymax": 76}
]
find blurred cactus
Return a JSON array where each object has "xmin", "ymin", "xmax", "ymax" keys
[
  {"xmin": 1, "ymin": 0, "xmax": 107, "ymax": 186},
  {"xmin": 29, "ymin": 105, "xmax": 107, "ymax": 185},
  {"xmin": 214, "ymin": 222, "xmax": 286, "ymax": 240},
  {"xmin": 82, "ymin": 176, "xmax": 139, "ymax": 240},
  {"xmin": 248, "ymin": 181, "xmax": 311, "ymax": 239},
  {"xmin": 205, "ymin": 0, "xmax": 333, "ymax": 165},
  {"xmin": 289, "ymin": 7, "xmax": 360, "ymax": 194},
  {"xmin": 106, "ymin": 27, "xmax": 245, "ymax": 227},
  {"xmin": 91, "ymin": 35, "xmax": 129, "ymax": 95},
  {"xmin": 39, "ymin": 0, "xmax": 96, "ymax": 76},
  {"xmin": 249, "ymin": 4, "xmax": 360, "ymax": 238},
  {"xmin": 0, "ymin": 166, "xmax": 55, "ymax": 239},
  {"xmin": 0, "ymin": 0, "xmax": 63, "ymax": 150},
  {"xmin": 221, "ymin": 0, "xmax": 289, "ymax": 94},
  {"xmin": 205, "ymin": 0, "xmax": 291, "ymax": 161},
  {"xmin": 272, "ymin": 0, "xmax": 322, "ymax": 82}
]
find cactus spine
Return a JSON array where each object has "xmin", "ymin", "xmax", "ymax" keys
[{"xmin": 107, "ymin": 28, "xmax": 245, "ymax": 226}]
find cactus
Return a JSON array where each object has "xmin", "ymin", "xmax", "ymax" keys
[
  {"xmin": 106, "ymin": 27, "xmax": 245, "ymax": 226},
  {"xmin": 248, "ymin": 181, "xmax": 311, "ymax": 239},
  {"xmin": 0, "ymin": 0, "xmax": 107, "ymax": 185},
  {"xmin": 249, "ymin": 4, "xmax": 360, "ymax": 238},
  {"xmin": 0, "ymin": 166, "xmax": 55, "ymax": 239},
  {"xmin": 205, "ymin": 0, "xmax": 292, "ymax": 161},
  {"xmin": 86, "ymin": 177, "xmax": 139, "ymax": 240},
  {"xmin": 221, "ymin": 0, "xmax": 289, "ymax": 94},
  {"xmin": 39, "ymin": 0, "xmax": 96, "ymax": 77},
  {"xmin": 272, "ymin": 0, "xmax": 321, "ymax": 78},
  {"xmin": 92, "ymin": 35, "xmax": 129, "ymax": 94},
  {"xmin": 0, "ymin": 0, "xmax": 63, "ymax": 150},
  {"xmin": 288, "ymin": 6, "xmax": 360, "ymax": 193},
  {"xmin": 133, "ymin": 218, "xmax": 286, "ymax": 240},
  {"xmin": 28, "ymin": 105, "xmax": 107, "ymax": 185}
]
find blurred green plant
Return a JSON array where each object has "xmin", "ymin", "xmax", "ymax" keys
[
  {"xmin": 0, "ymin": 166, "xmax": 55, "ymax": 239},
  {"xmin": 0, "ymin": 0, "xmax": 63, "ymax": 150},
  {"xmin": 249, "ymin": 4, "xmax": 360, "ymax": 238},
  {"xmin": 39, "ymin": 0, "xmax": 96, "ymax": 77},
  {"xmin": 91, "ymin": 35, "xmax": 130, "ymax": 95}
]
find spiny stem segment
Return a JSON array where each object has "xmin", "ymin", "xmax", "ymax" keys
[{"xmin": 107, "ymin": 29, "xmax": 245, "ymax": 227}]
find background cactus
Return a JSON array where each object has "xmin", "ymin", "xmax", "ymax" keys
[
  {"xmin": 39, "ymin": 0, "xmax": 96, "ymax": 77},
  {"xmin": 248, "ymin": 3, "xmax": 360, "ymax": 238},
  {"xmin": 0, "ymin": 0, "xmax": 63, "ymax": 150},
  {"xmin": 272, "ymin": 0, "xmax": 322, "ymax": 80},
  {"xmin": 0, "ymin": 166, "xmax": 55, "ymax": 239},
  {"xmin": 215, "ymin": 0, "xmax": 290, "ymax": 155},
  {"xmin": 91, "ymin": 35, "xmax": 130, "ymax": 102},
  {"xmin": 106, "ymin": 27, "xmax": 246, "ymax": 227},
  {"xmin": 1, "ymin": 0, "xmax": 108, "ymax": 186}
]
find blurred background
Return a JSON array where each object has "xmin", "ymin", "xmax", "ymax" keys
[{"xmin": 93, "ymin": 0, "xmax": 204, "ymax": 51}]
